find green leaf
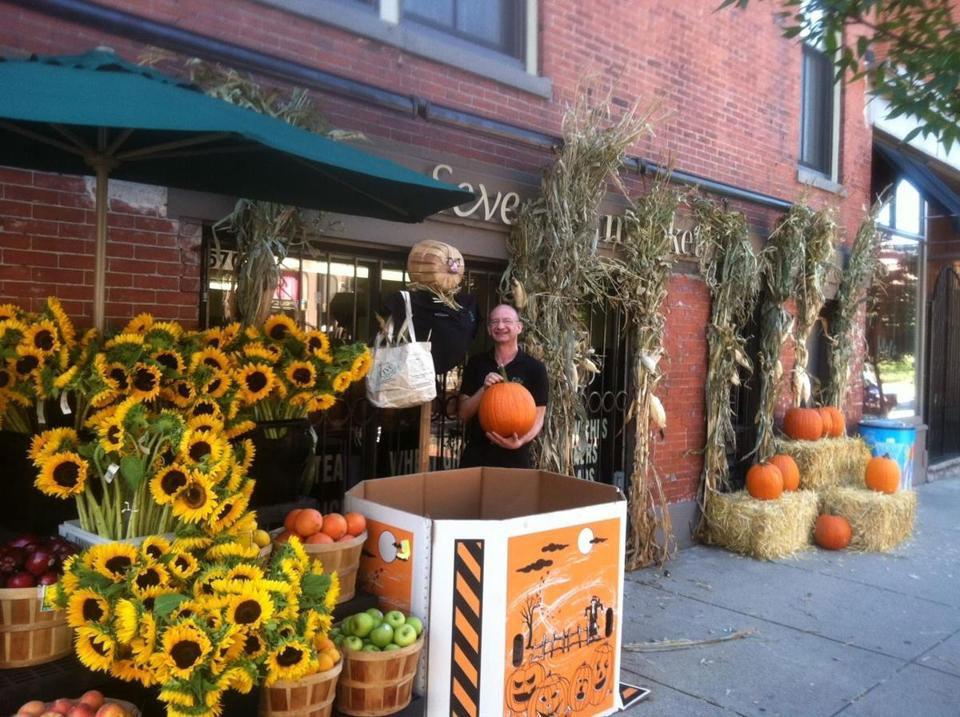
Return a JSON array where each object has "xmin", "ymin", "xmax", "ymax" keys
[
  {"xmin": 153, "ymin": 593, "xmax": 189, "ymax": 619},
  {"xmin": 300, "ymin": 571, "xmax": 332, "ymax": 599},
  {"xmin": 120, "ymin": 455, "xmax": 145, "ymax": 491}
]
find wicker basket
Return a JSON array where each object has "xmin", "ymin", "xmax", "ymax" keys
[
  {"xmin": 335, "ymin": 637, "xmax": 423, "ymax": 716},
  {"xmin": 260, "ymin": 659, "xmax": 342, "ymax": 717},
  {"xmin": 0, "ymin": 586, "xmax": 72, "ymax": 668},
  {"xmin": 275, "ymin": 532, "xmax": 366, "ymax": 604}
]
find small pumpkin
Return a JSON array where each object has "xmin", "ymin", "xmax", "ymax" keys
[
  {"xmin": 505, "ymin": 662, "xmax": 545, "ymax": 713},
  {"xmin": 824, "ymin": 406, "xmax": 845, "ymax": 437},
  {"xmin": 407, "ymin": 239, "xmax": 464, "ymax": 293},
  {"xmin": 783, "ymin": 407, "xmax": 824, "ymax": 441},
  {"xmin": 768, "ymin": 454, "xmax": 800, "ymax": 492},
  {"xmin": 815, "ymin": 514, "xmax": 852, "ymax": 550},
  {"xmin": 590, "ymin": 642, "xmax": 614, "ymax": 706},
  {"xmin": 746, "ymin": 462, "xmax": 784, "ymax": 501},
  {"xmin": 532, "ymin": 673, "xmax": 570, "ymax": 717},
  {"xmin": 865, "ymin": 455, "xmax": 900, "ymax": 494},
  {"xmin": 570, "ymin": 662, "xmax": 593, "ymax": 712},
  {"xmin": 479, "ymin": 379, "xmax": 536, "ymax": 437},
  {"xmin": 816, "ymin": 407, "xmax": 835, "ymax": 438}
]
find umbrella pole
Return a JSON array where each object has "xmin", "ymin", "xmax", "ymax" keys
[{"xmin": 92, "ymin": 158, "xmax": 109, "ymax": 332}]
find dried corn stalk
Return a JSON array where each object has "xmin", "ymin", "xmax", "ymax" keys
[
  {"xmin": 825, "ymin": 203, "xmax": 885, "ymax": 408},
  {"xmin": 793, "ymin": 206, "xmax": 838, "ymax": 406},
  {"xmin": 694, "ymin": 199, "xmax": 761, "ymax": 528},
  {"xmin": 603, "ymin": 178, "xmax": 680, "ymax": 569},
  {"xmin": 754, "ymin": 205, "xmax": 806, "ymax": 461},
  {"xmin": 503, "ymin": 93, "xmax": 654, "ymax": 475}
]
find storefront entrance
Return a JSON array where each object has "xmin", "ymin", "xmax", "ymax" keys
[{"xmin": 927, "ymin": 266, "xmax": 960, "ymax": 461}]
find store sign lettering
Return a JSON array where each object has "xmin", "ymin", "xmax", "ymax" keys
[{"xmin": 573, "ymin": 417, "xmax": 609, "ymax": 481}]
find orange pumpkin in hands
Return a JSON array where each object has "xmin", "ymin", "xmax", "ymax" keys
[
  {"xmin": 865, "ymin": 455, "xmax": 900, "ymax": 494},
  {"xmin": 815, "ymin": 514, "xmax": 852, "ymax": 550},
  {"xmin": 768, "ymin": 454, "xmax": 800, "ymax": 491},
  {"xmin": 783, "ymin": 407, "xmax": 824, "ymax": 441},
  {"xmin": 479, "ymin": 380, "xmax": 536, "ymax": 437},
  {"xmin": 746, "ymin": 462, "xmax": 784, "ymax": 501}
]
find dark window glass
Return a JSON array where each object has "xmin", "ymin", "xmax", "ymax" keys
[
  {"xmin": 800, "ymin": 44, "xmax": 835, "ymax": 175},
  {"xmin": 404, "ymin": 0, "xmax": 524, "ymax": 58}
]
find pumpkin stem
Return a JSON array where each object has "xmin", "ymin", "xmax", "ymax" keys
[{"xmin": 498, "ymin": 364, "xmax": 509, "ymax": 382}]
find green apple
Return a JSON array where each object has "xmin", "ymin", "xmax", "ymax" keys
[
  {"xmin": 349, "ymin": 612, "xmax": 375, "ymax": 638},
  {"xmin": 383, "ymin": 610, "xmax": 406, "ymax": 629},
  {"xmin": 393, "ymin": 623, "xmax": 418, "ymax": 647},
  {"xmin": 382, "ymin": 643, "xmax": 401, "ymax": 651},
  {"xmin": 362, "ymin": 644, "xmax": 381, "ymax": 652},
  {"xmin": 405, "ymin": 616, "xmax": 424, "ymax": 636},
  {"xmin": 338, "ymin": 620, "xmax": 352, "ymax": 637},
  {"xmin": 369, "ymin": 622, "xmax": 394, "ymax": 648},
  {"xmin": 365, "ymin": 608, "xmax": 384, "ymax": 625},
  {"xmin": 342, "ymin": 636, "xmax": 364, "ymax": 651}
]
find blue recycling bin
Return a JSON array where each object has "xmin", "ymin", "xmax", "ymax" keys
[{"xmin": 858, "ymin": 419, "xmax": 916, "ymax": 490}]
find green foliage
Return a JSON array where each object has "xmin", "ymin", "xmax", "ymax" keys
[{"xmin": 719, "ymin": 0, "xmax": 960, "ymax": 150}]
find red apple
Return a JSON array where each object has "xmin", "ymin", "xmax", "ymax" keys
[
  {"xmin": 8, "ymin": 534, "xmax": 38, "ymax": 549},
  {"xmin": 0, "ymin": 546, "xmax": 26, "ymax": 573},
  {"xmin": 37, "ymin": 571, "xmax": 59, "ymax": 585},
  {"xmin": 25, "ymin": 549, "xmax": 54, "ymax": 576},
  {"xmin": 51, "ymin": 699, "xmax": 75, "ymax": 714},
  {"xmin": 16, "ymin": 701, "xmax": 46, "ymax": 716},
  {"xmin": 78, "ymin": 691, "xmax": 104, "ymax": 710},
  {"xmin": 67, "ymin": 704, "xmax": 96, "ymax": 717},
  {"xmin": 5, "ymin": 571, "xmax": 37, "ymax": 588}
]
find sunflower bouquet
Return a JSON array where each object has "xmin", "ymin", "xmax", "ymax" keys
[
  {"xmin": 46, "ymin": 501, "xmax": 341, "ymax": 716},
  {"xmin": 0, "ymin": 297, "xmax": 89, "ymax": 433}
]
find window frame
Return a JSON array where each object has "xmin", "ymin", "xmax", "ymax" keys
[
  {"xmin": 797, "ymin": 0, "xmax": 842, "ymax": 185},
  {"xmin": 403, "ymin": 0, "xmax": 525, "ymax": 61}
]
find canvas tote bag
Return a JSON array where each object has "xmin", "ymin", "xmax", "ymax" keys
[{"xmin": 366, "ymin": 290, "xmax": 437, "ymax": 408}]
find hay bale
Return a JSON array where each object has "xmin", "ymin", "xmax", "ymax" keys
[
  {"xmin": 775, "ymin": 436, "xmax": 871, "ymax": 490},
  {"xmin": 704, "ymin": 490, "xmax": 819, "ymax": 560},
  {"xmin": 820, "ymin": 487, "xmax": 916, "ymax": 551}
]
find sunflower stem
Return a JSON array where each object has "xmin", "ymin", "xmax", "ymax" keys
[{"xmin": 74, "ymin": 493, "xmax": 90, "ymax": 532}]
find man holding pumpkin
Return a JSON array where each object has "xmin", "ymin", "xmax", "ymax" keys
[{"xmin": 458, "ymin": 304, "xmax": 548, "ymax": 469}]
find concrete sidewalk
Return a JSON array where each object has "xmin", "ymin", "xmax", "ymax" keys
[{"xmin": 620, "ymin": 478, "xmax": 960, "ymax": 716}]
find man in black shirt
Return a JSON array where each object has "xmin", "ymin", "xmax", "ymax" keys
[{"xmin": 458, "ymin": 304, "xmax": 548, "ymax": 468}]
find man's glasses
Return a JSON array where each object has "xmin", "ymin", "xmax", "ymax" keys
[{"xmin": 488, "ymin": 319, "xmax": 517, "ymax": 326}]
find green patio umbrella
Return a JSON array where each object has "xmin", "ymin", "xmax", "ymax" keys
[{"xmin": 0, "ymin": 48, "xmax": 474, "ymax": 328}]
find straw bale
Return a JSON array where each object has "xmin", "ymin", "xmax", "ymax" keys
[
  {"xmin": 703, "ymin": 490, "xmax": 819, "ymax": 560},
  {"xmin": 820, "ymin": 487, "xmax": 916, "ymax": 552},
  {"xmin": 775, "ymin": 437, "xmax": 870, "ymax": 490}
]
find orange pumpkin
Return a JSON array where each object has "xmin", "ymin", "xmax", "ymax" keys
[
  {"xmin": 532, "ymin": 673, "xmax": 570, "ymax": 717},
  {"xmin": 505, "ymin": 662, "xmax": 545, "ymax": 714},
  {"xmin": 746, "ymin": 462, "xmax": 784, "ymax": 501},
  {"xmin": 865, "ymin": 455, "xmax": 900, "ymax": 494},
  {"xmin": 824, "ymin": 406, "xmax": 845, "ymax": 437},
  {"xmin": 816, "ymin": 408, "xmax": 835, "ymax": 438},
  {"xmin": 570, "ymin": 662, "xmax": 593, "ymax": 712},
  {"xmin": 590, "ymin": 643, "xmax": 613, "ymax": 706},
  {"xmin": 478, "ymin": 380, "xmax": 537, "ymax": 437},
  {"xmin": 783, "ymin": 407, "xmax": 824, "ymax": 441},
  {"xmin": 768, "ymin": 454, "xmax": 800, "ymax": 492},
  {"xmin": 815, "ymin": 514, "xmax": 852, "ymax": 550}
]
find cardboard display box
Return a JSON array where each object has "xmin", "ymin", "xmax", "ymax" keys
[{"xmin": 345, "ymin": 468, "xmax": 627, "ymax": 717}]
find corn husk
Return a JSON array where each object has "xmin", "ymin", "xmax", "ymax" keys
[
  {"xmin": 775, "ymin": 436, "xmax": 871, "ymax": 491},
  {"xmin": 703, "ymin": 490, "xmax": 819, "ymax": 560},
  {"xmin": 820, "ymin": 487, "xmax": 916, "ymax": 551}
]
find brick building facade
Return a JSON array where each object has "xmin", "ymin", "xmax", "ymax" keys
[{"xmin": 0, "ymin": 0, "xmax": 875, "ymax": 539}]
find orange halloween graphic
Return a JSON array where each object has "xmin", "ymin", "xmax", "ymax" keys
[
  {"xmin": 504, "ymin": 519, "xmax": 621, "ymax": 716},
  {"xmin": 358, "ymin": 518, "xmax": 414, "ymax": 612}
]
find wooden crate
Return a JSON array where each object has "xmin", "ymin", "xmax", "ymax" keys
[
  {"xmin": 336, "ymin": 637, "xmax": 423, "ymax": 716},
  {"xmin": 296, "ymin": 531, "xmax": 366, "ymax": 604},
  {"xmin": 260, "ymin": 660, "xmax": 342, "ymax": 717},
  {"xmin": 0, "ymin": 586, "xmax": 72, "ymax": 669}
]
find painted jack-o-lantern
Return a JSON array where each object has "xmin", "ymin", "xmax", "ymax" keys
[
  {"xmin": 506, "ymin": 661, "xmax": 545, "ymax": 714},
  {"xmin": 590, "ymin": 642, "xmax": 613, "ymax": 706},
  {"xmin": 532, "ymin": 674, "xmax": 570, "ymax": 717},
  {"xmin": 407, "ymin": 239, "xmax": 464, "ymax": 293},
  {"xmin": 570, "ymin": 662, "xmax": 594, "ymax": 712}
]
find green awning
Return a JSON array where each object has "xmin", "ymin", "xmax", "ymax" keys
[{"xmin": 0, "ymin": 49, "xmax": 475, "ymax": 222}]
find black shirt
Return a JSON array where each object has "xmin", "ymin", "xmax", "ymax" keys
[
  {"xmin": 459, "ymin": 348, "xmax": 549, "ymax": 469},
  {"xmin": 382, "ymin": 290, "xmax": 480, "ymax": 374}
]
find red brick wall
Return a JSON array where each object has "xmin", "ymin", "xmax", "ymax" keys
[{"xmin": 0, "ymin": 0, "xmax": 876, "ymax": 502}]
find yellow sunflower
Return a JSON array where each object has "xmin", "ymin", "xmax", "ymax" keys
[
  {"xmin": 89, "ymin": 542, "xmax": 139, "ymax": 582},
  {"xmin": 351, "ymin": 348, "xmax": 373, "ymax": 380},
  {"xmin": 66, "ymin": 589, "xmax": 111, "ymax": 629},
  {"xmin": 103, "ymin": 361, "xmax": 130, "ymax": 391},
  {"xmin": 122, "ymin": 313, "xmax": 154, "ymax": 335},
  {"xmin": 131, "ymin": 563, "xmax": 171, "ymax": 597},
  {"xmin": 263, "ymin": 314, "xmax": 301, "ymax": 342},
  {"xmin": 235, "ymin": 363, "xmax": 277, "ymax": 403},
  {"xmin": 131, "ymin": 612, "xmax": 158, "ymax": 661},
  {"xmin": 0, "ymin": 366, "xmax": 12, "ymax": 391},
  {"xmin": 187, "ymin": 413, "xmax": 224, "ymax": 434},
  {"xmin": 146, "ymin": 320, "xmax": 183, "ymax": 341},
  {"xmin": 332, "ymin": 371, "xmax": 354, "ymax": 393},
  {"xmin": 104, "ymin": 332, "xmax": 145, "ymax": 349},
  {"xmin": 171, "ymin": 474, "xmax": 218, "ymax": 523},
  {"xmin": 75, "ymin": 625, "xmax": 116, "ymax": 672},
  {"xmin": 266, "ymin": 639, "xmax": 318, "ymax": 685},
  {"xmin": 129, "ymin": 362, "xmax": 162, "ymax": 400},
  {"xmin": 285, "ymin": 360, "xmax": 316, "ymax": 389},
  {"xmin": 113, "ymin": 599, "xmax": 140, "ymax": 643},
  {"xmin": 160, "ymin": 621, "xmax": 212, "ymax": 679},
  {"xmin": 206, "ymin": 494, "xmax": 247, "ymax": 534},
  {"xmin": 190, "ymin": 347, "xmax": 231, "ymax": 374},
  {"xmin": 28, "ymin": 427, "xmax": 78, "ymax": 464},
  {"xmin": 324, "ymin": 570, "xmax": 342, "ymax": 611},
  {"xmin": 241, "ymin": 342, "xmax": 278, "ymax": 363},
  {"xmin": 158, "ymin": 688, "xmax": 195, "ymax": 709},
  {"xmin": 168, "ymin": 550, "xmax": 199, "ymax": 580},
  {"xmin": 223, "ymin": 420, "xmax": 256, "ymax": 440},
  {"xmin": 179, "ymin": 429, "xmax": 226, "ymax": 466},
  {"xmin": 192, "ymin": 566, "xmax": 228, "ymax": 598},
  {"xmin": 110, "ymin": 657, "xmax": 154, "ymax": 684},
  {"xmin": 149, "ymin": 464, "xmax": 191, "ymax": 505},
  {"xmin": 204, "ymin": 540, "xmax": 258, "ymax": 561},
  {"xmin": 151, "ymin": 348, "xmax": 184, "ymax": 374},
  {"xmin": 98, "ymin": 417, "xmax": 125, "ymax": 453},
  {"xmin": 225, "ymin": 589, "xmax": 274, "ymax": 629},
  {"xmin": 221, "ymin": 665, "xmax": 256, "ymax": 694},
  {"xmin": 175, "ymin": 535, "xmax": 213, "ymax": 554},
  {"xmin": 190, "ymin": 398, "xmax": 222, "ymax": 420},
  {"xmin": 238, "ymin": 630, "xmax": 266, "ymax": 659},
  {"xmin": 53, "ymin": 364, "xmax": 79, "ymax": 390},
  {"xmin": 140, "ymin": 536, "xmax": 172, "ymax": 563},
  {"xmin": 304, "ymin": 330, "xmax": 332, "ymax": 361},
  {"xmin": 13, "ymin": 346, "xmax": 44, "ymax": 377},
  {"xmin": 0, "ymin": 304, "xmax": 23, "ymax": 322},
  {"xmin": 24, "ymin": 319, "xmax": 60, "ymax": 355},
  {"xmin": 203, "ymin": 370, "xmax": 231, "ymax": 398},
  {"xmin": 35, "ymin": 451, "xmax": 88, "ymax": 498},
  {"xmin": 308, "ymin": 393, "xmax": 336, "ymax": 412},
  {"xmin": 46, "ymin": 296, "xmax": 76, "ymax": 347},
  {"xmin": 169, "ymin": 380, "xmax": 196, "ymax": 408}
]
